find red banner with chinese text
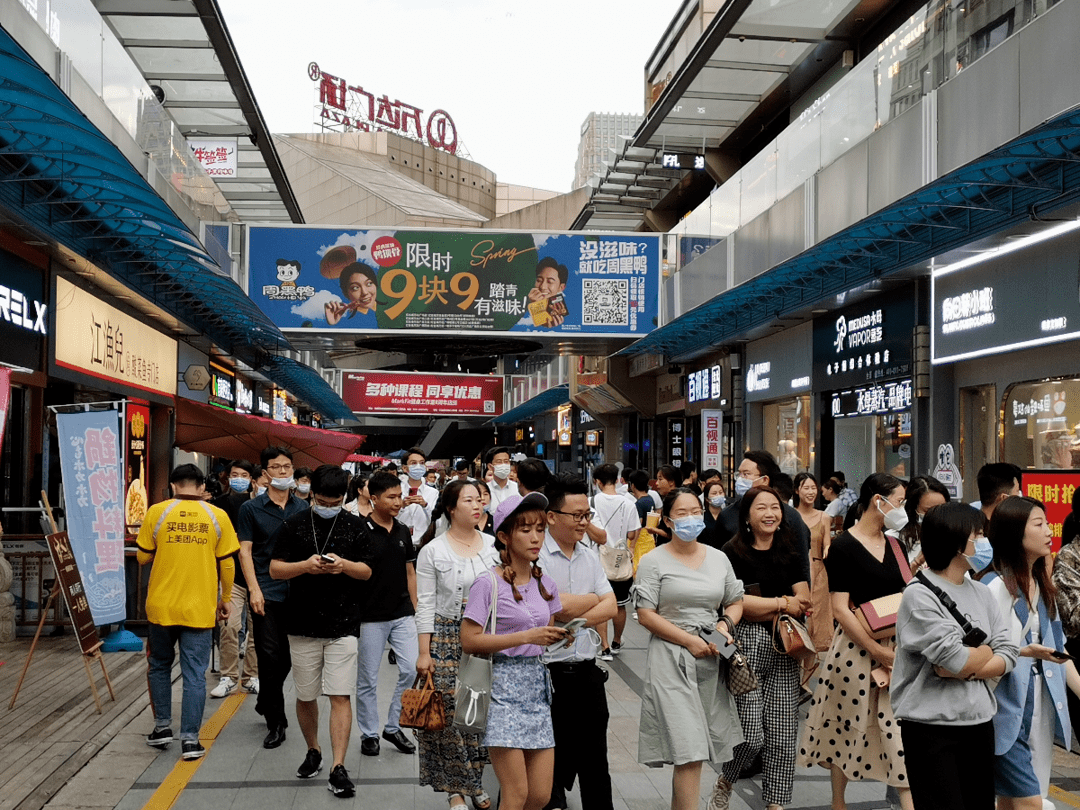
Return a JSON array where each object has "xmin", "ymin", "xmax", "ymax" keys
[
  {"xmin": 342, "ymin": 370, "xmax": 503, "ymax": 416},
  {"xmin": 1022, "ymin": 472, "xmax": 1080, "ymax": 552}
]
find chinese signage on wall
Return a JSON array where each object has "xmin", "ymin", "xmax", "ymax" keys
[
  {"xmin": 1003, "ymin": 379, "xmax": 1080, "ymax": 471},
  {"xmin": 1022, "ymin": 472, "xmax": 1080, "ymax": 552},
  {"xmin": 248, "ymin": 227, "xmax": 661, "ymax": 338},
  {"xmin": 830, "ymin": 379, "xmax": 913, "ymax": 418},
  {"xmin": 813, "ymin": 293, "xmax": 913, "ymax": 389},
  {"xmin": 309, "ymin": 62, "xmax": 459, "ymax": 154},
  {"xmin": 687, "ymin": 365, "xmax": 722, "ymax": 405},
  {"xmin": 125, "ymin": 403, "xmax": 150, "ymax": 534},
  {"xmin": 56, "ymin": 409, "xmax": 126, "ymax": 625},
  {"xmin": 932, "ymin": 237, "xmax": 1080, "ymax": 363},
  {"xmin": 54, "ymin": 277, "xmax": 177, "ymax": 397},
  {"xmin": 209, "ymin": 362, "xmax": 236, "ymax": 411},
  {"xmin": 667, "ymin": 417, "xmax": 685, "ymax": 464},
  {"xmin": 342, "ymin": 370, "xmax": 503, "ymax": 417},
  {"xmin": 701, "ymin": 410, "xmax": 722, "ymax": 471},
  {"xmin": 746, "ymin": 322, "xmax": 813, "ymax": 403},
  {"xmin": 189, "ymin": 138, "xmax": 238, "ymax": 178},
  {"xmin": 558, "ymin": 405, "xmax": 573, "ymax": 446}
]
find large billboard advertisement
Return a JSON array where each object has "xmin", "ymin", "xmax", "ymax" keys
[
  {"xmin": 247, "ymin": 226, "xmax": 660, "ymax": 337},
  {"xmin": 342, "ymin": 370, "xmax": 503, "ymax": 416}
]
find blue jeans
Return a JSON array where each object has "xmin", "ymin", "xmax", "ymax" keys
[
  {"xmin": 147, "ymin": 623, "xmax": 213, "ymax": 741},
  {"xmin": 355, "ymin": 616, "xmax": 418, "ymax": 738}
]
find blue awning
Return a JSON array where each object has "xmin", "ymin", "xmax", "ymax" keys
[
  {"xmin": 490, "ymin": 385, "xmax": 570, "ymax": 425},
  {"xmin": 0, "ymin": 26, "xmax": 353, "ymax": 422},
  {"xmin": 620, "ymin": 103, "xmax": 1080, "ymax": 361}
]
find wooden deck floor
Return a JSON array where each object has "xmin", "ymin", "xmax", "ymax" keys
[{"xmin": 0, "ymin": 634, "xmax": 149, "ymax": 810}]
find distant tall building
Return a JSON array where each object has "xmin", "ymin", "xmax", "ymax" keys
[{"xmin": 573, "ymin": 112, "xmax": 643, "ymax": 190}]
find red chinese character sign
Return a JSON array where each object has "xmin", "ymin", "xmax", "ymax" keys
[
  {"xmin": 1022, "ymin": 472, "xmax": 1080, "ymax": 552},
  {"xmin": 309, "ymin": 62, "xmax": 458, "ymax": 154},
  {"xmin": 56, "ymin": 409, "xmax": 126, "ymax": 625},
  {"xmin": 188, "ymin": 138, "xmax": 238, "ymax": 178},
  {"xmin": 701, "ymin": 410, "xmax": 723, "ymax": 472},
  {"xmin": 342, "ymin": 371, "xmax": 503, "ymax": 417}
]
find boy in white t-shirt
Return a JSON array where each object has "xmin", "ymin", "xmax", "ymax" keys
[{"xmin": 590, "ymin": 463, "xmax": 641, "ymax": 659}]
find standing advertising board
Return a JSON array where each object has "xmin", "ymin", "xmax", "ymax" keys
[
  {"xmin": 55, "ymin": 410, "xmax": 126, "ymax": 625},
  {"xmin": 247, "ymin": 226, "xmax": 660, "ymax": 337},
  {"xmin": 701, "ymin": 410, "xmax": 723, "ymax": 471},
  {"xmin": 1021, "ymin": 472, "xmax": 1080, "ymax": 552},
  {"xmin": 341, "ymin": 370, "xmax": 503, "ymax": 416}
]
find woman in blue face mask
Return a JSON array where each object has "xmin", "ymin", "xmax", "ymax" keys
[
  {"xmin": 701, "ymin": 481, "xmax": 727, "ymax": 549},
  {"xmin": 634, "ymin": 488, "xmax": 745, "ymax": 810}
]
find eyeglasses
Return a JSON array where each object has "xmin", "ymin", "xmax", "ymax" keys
[
  {"xmin": 266, "ymin": 463, "xmax": 293, "ymax": 473},
  {"xmin": 549, "ymin": 509, "xmax": 594, "ymax": 523}
]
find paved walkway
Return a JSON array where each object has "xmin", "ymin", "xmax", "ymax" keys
[{"xmin": 12, "ymin": 617, "xmax": 1080, "ymax": 810}]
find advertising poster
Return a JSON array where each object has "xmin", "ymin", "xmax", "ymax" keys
[
  {"xmin": 56, "ymin": 410, "xmax": 126, "ymax": 625},
  {"xmin": 125, "ymin": 403, "xmax": 150, "ymax": 535},
  {"xmin": 701, "ymin": 410, "xmax": 722, "ymax": 471},
  {"xmin": 247, "ymin": 226, "xmax": 660, "ymax": 337},
  {"xmin": 1022, "ymin": 472, "xmax": 1080, "ymax": 552},
  {"xmin": 342, "ymin": 370, "xmax": 503, "ymax": 416}
]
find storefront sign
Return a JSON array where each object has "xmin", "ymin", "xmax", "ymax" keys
[
  {"xmin": 309, "ymin": 62, "xmax": 460, "ymax": 154},
  {"xmin": 667, "ymin": 417, "xmax": 686, "ymax": 464},
  {"xmin": 0, "ymin": 251, "xmax": 47, "ymax": 368},
  {"xmin": 273, "ymin": 388, "xmax": 288, "ymax": 422},
  {"xmin": 1003, "ymin": 380, "xmax": 1080, "ymax": 470},
  {"xmin": 257, "ymin": 385, "xmax": 273, "ymax": 417},
  {"xmin": 746, "ymin": 322, "xmax": 813, "ymax": 403},
  {"xmin": 54, "ymin": 277, "xmax": 177, "ymax": 397},
  {"xmin": 248, "ymin": 226, "xmax": 660, "ymax": 338},
  {"xmin": 657, "ymin": 371, "xmax": 686, "ymax": 415},
  {"xmin": 342, "ymin": 370, "xmax": 504, "ymax": 416},
  {"xmin": 830, "ymin": 379, "xmax": 913, "ymax": 418},
  {"xmin": 585, "ymin": 430, "xmax": 599, "ymax": 447},
  {"xmin": 557, "ymin": 405, "xmax": 572, "ymax": 446},
  {"xmin": 932, "ymin": 237, "xmax": 1080, "ymax": 363},
  {"xmin": 701, "ymin": 410, "xmax": 723, "ymax": 471},
  {"xmin": 55, "ymin": 409, "xmax": 126, "ymax": 625},
  {"xmin": 1022, "ymin": 472, "xmax": 1080, "ymax": 552},
  {"xmin": 814, "ymin": 293, "xmax": 913, "ymax": 389},
  {"xmin": 125, "ymin": 403, "xmax": 150, "ymax": 535},
  {"xmin": 208, "ymin": 362, "xmax": 236, "ymax": 411},
  {"xmin": 234, "ymin": 377, "xmax": 254, "ymax": 414},
  {"xmin": 189, "ymin": 138, "xmax": 238, "ymax": 178},
  {"xmin": 687, "ymin": 364, "xmax": 723, "ymax": 404}
]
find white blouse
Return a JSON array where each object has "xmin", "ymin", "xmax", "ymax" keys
[{"xmin": 414, "ymin": 532, "xmax": 500, "ymax": 635}]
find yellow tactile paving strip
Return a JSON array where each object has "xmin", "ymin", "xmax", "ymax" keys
[{"xmin": 141, "ymin": 692, "xmax": 246, "ymax": 810}]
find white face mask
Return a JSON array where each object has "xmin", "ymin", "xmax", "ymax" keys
[
  {"xmin": 407, "ymin": 464, "xmax": 426, "ymax": 481},
  {"xmin": 493, "ymin": 463, "xmax": 511, "ymax": 480},
  {"xmin": 877, "ymin": 498, "xmax": 909, "ymax": 532},
  {"xmin": 270, "ymin": 476, "xmax": 294, "ymax": 491},
  {"xmin": 311, "ymin": 504, "xmax": 341, "ymax": 519},
  {"xmin": 296, "ymin": 483, "xmax": 311, "ymax": 495},
  {"xmin": 255, "ymin": 485, "xmax": 268, "ymax": 496},
  {"xmin": 734, "ymin": 476, "xmax": 759, "ymax": 498},
  {"xmin": 709, "ymin": 495, "xmax": 726, "ymax": 509}
]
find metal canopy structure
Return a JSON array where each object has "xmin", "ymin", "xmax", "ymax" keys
[
  {"xmin": 93, "ymin": 0, "xmax": 303, "ymax": 224},
  {"xmin": 576, "ymin": 0, "xmax": 896, "ymax": 231},
  {"xmin": 490, "ymin": 385, "xmax": 570, "ymax": 426},
  {"xmin": 618, "ymin": 104, "xmax": 1080, "ymax": 362},
  {"xmin": 0, "ymin": 26, "xmax": 353, "ymax": 423}
]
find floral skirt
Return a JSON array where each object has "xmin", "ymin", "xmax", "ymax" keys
[
  {"xmin": 418, "ymin": 613, "xmax": 489, "ymax": 796},
  {"xmin": 483, "ymin": 654, "xmax": 554, "ymax": 749}
]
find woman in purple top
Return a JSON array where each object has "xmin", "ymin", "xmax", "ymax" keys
[{"xmin": 461, "ymin": 492, "xmax": 569, "ymax": 810}]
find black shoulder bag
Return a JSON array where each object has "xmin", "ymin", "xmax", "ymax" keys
[{"xmin": 912, "ymin": 571, "xmax": 988, "ymax": 647}]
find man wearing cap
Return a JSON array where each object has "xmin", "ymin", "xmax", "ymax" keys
[{"xmin": 538, "ymin": 473, "xmax": 617, "ymax": 810}]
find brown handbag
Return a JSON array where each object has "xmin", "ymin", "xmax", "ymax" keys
[
  {"xmin": 772, "ymin": 613, "xmax": 817, "ymax": 662},
  {"xmin": 399, "ymin": 672, "xmax": 446, "ymax": 731},
  {"xmin": 850, "ymin": 534, "xmax": 913, "ymax": 640}
]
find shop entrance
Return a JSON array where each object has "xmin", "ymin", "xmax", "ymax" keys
[
  {"xmin": 960, "ymin": 384, "xmax": 997, "ymax": 501},
  {"xmin": 833, "ymin": 411, "xmax": 913, "ymax": 487}
]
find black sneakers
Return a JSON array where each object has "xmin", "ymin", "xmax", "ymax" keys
[
  {"xmin": 181, "ymin": 741, "xmax": 205, "ymax": 761},
  {"xmin": 297, "ymin": 748, "xmax": 322, "ymax": 779},
  {"xmin": 328, "ymin": 764, "xmax": 355, "ymax": 798},
  {"xmin": 146, "ymin": 727, "xmax": 173, "ymax": 748}
]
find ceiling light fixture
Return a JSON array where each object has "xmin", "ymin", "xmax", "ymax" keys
[{"xmin": 932, "ymin": 219, "xmax": 1080, "ymax": 277}]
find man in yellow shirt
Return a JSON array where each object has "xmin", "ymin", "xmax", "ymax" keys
[{"xmin": 137, "ymin": 464, "xmax": 239, "ymax": 760}]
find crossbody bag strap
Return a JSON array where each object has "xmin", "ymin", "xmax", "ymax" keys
[
  {"xmin": 912, "ymin": 571, "xmax": 976, "ymax": 636},
  {"xmin": 886, "ymin": 533, "xmax": 912, "ymax": 583},
  {"xmin": 485, "ymin": 569, "xmax": 499, "ymax": 634}
]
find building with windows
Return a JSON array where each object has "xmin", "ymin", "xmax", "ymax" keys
[{"xmin": 573, "ymin": 112, "xmax": 643, "ymax": 190}]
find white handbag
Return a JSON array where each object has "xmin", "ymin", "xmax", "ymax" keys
[{"xmin": 453, "ymin": 570, "xmax": 498, "ymax": 734}]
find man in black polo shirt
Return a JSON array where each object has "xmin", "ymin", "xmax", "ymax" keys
[
  {"xmin": 237, "ymin": 446, "xmax": 309, "ymax": 749},
  {"xmin": 271, "ymin": 466, "xmax": 372, "ymax": 798},
  {"xmin": 354, "ymin": 471, "xmax": 418, "ymax": 757}
]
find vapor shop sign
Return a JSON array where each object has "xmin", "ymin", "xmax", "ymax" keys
[
  {"xmin": 247, "ymin": 226, "xmax": 660, "ymax": 337},
  {"xmin": 342, "ymin": 370, "xmax": 503, "ymax": 417},
  {"xmin": 53, "ymin": 277, "xmax": 177, "ymax": 397},
  {"xmin": 813, "ymin": 292, "xmax": 913, "ymax": 390}
]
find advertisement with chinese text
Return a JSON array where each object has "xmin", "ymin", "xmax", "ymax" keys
[
  {"xmin": 342, "ymin": 371, "xmax": 503, "ymax": 416},
  {"xmin": 247, "ymin": 227, "xmax": 660, "ymax": 337},
  {"xmin": 1022, "ymin": 473, "xmax": 1080, "ymax": 552}
]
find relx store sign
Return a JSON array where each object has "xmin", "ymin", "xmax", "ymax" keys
[
  {"xmin": 813, "ymin": 293, "xmax": 914, "ymax": 389},
  {"xmin": 932, "ymin": 235, "xmax": 1080, "ymax": 363},
  {"xmin": 0, "ymin": 250, "xmax": 47, "ymax": 369}
]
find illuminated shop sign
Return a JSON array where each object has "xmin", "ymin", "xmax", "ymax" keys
[
  {"xmin": 662, "ymin": 153, "xmax": 705, "ymax": 170},
  {"xmin": 209, "ymin": 363, "xmax": 235, "ymax": 411},
  {"xmin": 745, "ymin": 362, "xmax": 771, "ymax": 394},
  {"xmin": 830, "ymin": 379, "xmax": 913, "ymax": 418},
  {"xmin": 814, "ymin": 293, "xmax": 913, "ymax": 389},
  {"xmin": 687, "ymin": 364, "xmax": 722, "ymax": 404},
  {"xmin": 746, "ymin": 322, "xmax": 813, "ymax": 403}
]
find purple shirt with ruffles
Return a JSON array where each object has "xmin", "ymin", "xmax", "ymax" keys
[{"xmin": 463, "ymin": 567, "xmax": 562, "ymax": 657}]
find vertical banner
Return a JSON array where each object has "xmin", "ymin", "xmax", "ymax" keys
[
  {"xmin": 125, "ymin": 403, "xmax": 150, "ymax": 535},
  {"xmin": 56, "ymin": 410, "xmax": 126, "ymax": 625},
  {"xmin": 0, "ymin": 367, "xmax": 10, "ymax": 458},
  {"xmin": 667, "ymin": 417, "xmax": 685, "ymax": 466},
  {"xmin": 701, "ymin": 410, "xmax": 723, "ymax": 471}
]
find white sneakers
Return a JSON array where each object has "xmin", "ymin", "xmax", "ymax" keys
[
  {"xmin": 243, "ymin": 678, "xmax": 260, "ymax": 694},
  {"xmin": 210, "ymin": 676, "xmax": 237, "ymax": 698}
]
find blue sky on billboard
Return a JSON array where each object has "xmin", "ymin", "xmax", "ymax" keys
[{"xmin": 216, "ymin": 0, "xmax": 681, "ymax": 192}]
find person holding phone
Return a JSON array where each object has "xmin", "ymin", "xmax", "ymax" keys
[
  {"xmin": 981, "ymin": 496, "xmax": 1080, "ymax": 809},
  {"xmin": 461, "ymin": 493, "xmax": 566, "ymax": 810},
  {"xmin": 635, "ymin": 487, "xmax": 744, "ymax": 810},
  {"xmin": 713, "ymin": 486, "xmax": 810, "ymax": 810},
  {"xmin": 891, "ymin": 503, "xmax": 1017, "ymax": 810}
]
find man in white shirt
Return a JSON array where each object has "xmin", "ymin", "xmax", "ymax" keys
[
  {"xmin": 539, "ymin": 473, "xmax": 617, "ymax": 810},
  {"xmin": 397, "ymin": 447, "xmax": 437, "ymax": 541},
  {"xmin": 590, "ymin": 463, "xmax": 640, "ymax": 660},
  {"xmin": 485, "ymin": 446, "xmax": 519, "ymax": 510}
]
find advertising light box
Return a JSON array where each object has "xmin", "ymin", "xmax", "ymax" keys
[
  {"xmin": 247, "ymin": 226, "xmax": 660, "ymax": 337},
  {"xmin": 342, "ymin": 370, "xmax": 503, "ymax": 416}
]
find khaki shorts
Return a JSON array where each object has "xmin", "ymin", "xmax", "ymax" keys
[{"xmin": 287, "ymin": 635, "xmax": 358, "ymax": 702}]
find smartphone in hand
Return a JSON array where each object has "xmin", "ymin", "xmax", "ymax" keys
[
  {"xmin": 319, "ymin": 554, "xmax": 336, "ymax": 564},
  {"xmin": 1051, "ymin": 649, "xmax": 1076, "ymax": 662},
  {"xmin": 548, "ymin": 618, "xmax": 587, "ymax": 652}
]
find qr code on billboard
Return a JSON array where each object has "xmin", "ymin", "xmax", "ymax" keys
[
  {"xmin": 484, "ymin": 400, "xmax": 495, "ymax": 413},
  {"xmin": 582, "ymin": 279, "xmax": 629, "ymax": 326}
]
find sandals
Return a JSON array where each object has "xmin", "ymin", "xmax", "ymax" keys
[
  {"xmin": 472, "ymin": 792, "xmax": 492, "ymax": 810},
  {"xmin": 447, "ymin": 795, "xmax": 466, "ymax": 809}
]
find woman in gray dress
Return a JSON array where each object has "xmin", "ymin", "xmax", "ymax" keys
[{"xmin": 635, "ymin": 487, "xmax": 745, "ymax": 810}]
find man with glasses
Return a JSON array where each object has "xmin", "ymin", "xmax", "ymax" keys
[
  {"xmin": 539, "ymin": 473, "xmax": 617, "ymax": 810},
  {"xmin": 237, "ymin": 446, "xmax": 309, "ymax": 749}
]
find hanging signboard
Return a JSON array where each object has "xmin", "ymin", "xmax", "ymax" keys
[
  {"xmin": 189, "ymin": 138, "xmax": 238, "ymax": 178},
  {"xmin": 702, "ymin": 409, "xmax": 723, "ymax": 471},
  {"xmin": 247, "ymin": 226, "xmax": 660, "ymax": 337},
  {"xmin": 125, "ymin": 403, "xmax": 150, "ymax": 535},
  {"xmin": 56, "ymin": 409, "xmax": 126, "ymax": 625},
  {"xmin": 341, "ymin": 370, "xmax": 503, "ymax": 416}
]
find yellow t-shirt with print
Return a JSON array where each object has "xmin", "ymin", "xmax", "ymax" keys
[{"xmin": 137, "ymin": 498, "xmax": 240, "ymax": 628}]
